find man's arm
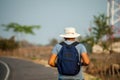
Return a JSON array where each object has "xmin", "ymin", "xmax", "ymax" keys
[
  {"xmin": 81, "ymin": 52, "xmax": 90, "ymax": 66},
  {"xmin": 48, "ymin": 54, "xmax": 57, "ymax": 67}
]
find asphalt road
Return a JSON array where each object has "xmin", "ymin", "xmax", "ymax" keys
[{"xmin": 0, "ymin": 57, "xmax": 58, "ymax": 80}]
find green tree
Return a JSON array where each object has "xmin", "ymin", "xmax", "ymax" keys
[
  {"xmin": 2, "ymin": 22, "xmax": 41, "ymax": 47},
  {"xmin": 90, "ymin": 14, "xmax": 114, "ymax": 52},
  {"xmin": 2, "ymin": 22, "xmax": 40, "ymax": 35}
]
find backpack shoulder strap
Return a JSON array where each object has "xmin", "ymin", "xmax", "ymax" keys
[
  {"xmin": 59, "ymin": 42, "xmax": 68, "ymax": 46},
  {"xmin": 71, "ymin": 41, "xmax": 79, "ymax": 46},
  {"xmin": 59, "ymin": 41, "xmax": 79, "ymax": 46}
]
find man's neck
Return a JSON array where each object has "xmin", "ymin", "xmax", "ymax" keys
[{"xmin": 64, "ymin": 38, "xmax": 75, "ymax": 41}]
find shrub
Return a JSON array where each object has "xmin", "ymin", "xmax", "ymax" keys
[{"xmin": 0, "ymin": 38, "xmax": 18, "ymax": 51}]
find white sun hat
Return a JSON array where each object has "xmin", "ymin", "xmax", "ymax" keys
[{"xmin": 60, "ymin": 27, "xmax": 80, "ymax": 38}]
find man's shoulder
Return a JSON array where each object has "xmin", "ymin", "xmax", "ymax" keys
[{"xmin": 76, "ymin": 42, "xmax": 85, "ymax": 46}]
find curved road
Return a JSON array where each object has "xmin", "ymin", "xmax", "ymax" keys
[
  {"xmin": 0, "ymin": 57, "xmax": 58, "ymax": 80},
  {"xmin": 0, "ymin": 61, "xmax": 8, "ymax": 80}
]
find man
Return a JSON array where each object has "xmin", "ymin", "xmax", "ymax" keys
[{"xmin": 48, "ymin": 27, "xmax": 90, "ymax": 80}]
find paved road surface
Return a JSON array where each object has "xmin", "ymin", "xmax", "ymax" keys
[{"xmin": 0, "ymin": 57, "xmax": 58, "ymax": 80}]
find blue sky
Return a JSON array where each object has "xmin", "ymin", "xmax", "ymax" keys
[{"xmin": 0, "ymin": 0, "xmax": 107, "ymax": 45}]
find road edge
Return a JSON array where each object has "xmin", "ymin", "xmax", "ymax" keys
[{"xmin": 0, "ymin": 60, "xmax": 10, "ymax": 80}]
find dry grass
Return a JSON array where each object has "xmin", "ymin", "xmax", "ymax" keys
[{"xmin": 0, "ymin": 46, "xmax": 101, "ymax": 80}]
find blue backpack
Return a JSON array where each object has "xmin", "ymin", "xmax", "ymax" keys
[{"xmin": 57, "ymin": 42, "xmax": 81, "ymax": 76}]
